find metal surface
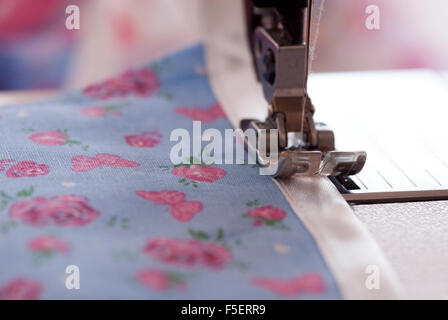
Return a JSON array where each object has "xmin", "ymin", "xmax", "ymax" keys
[{"xmin": 242, "ymin": 0, "xmax": 366, "ymax": 179}]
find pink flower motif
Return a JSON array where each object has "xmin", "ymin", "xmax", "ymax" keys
[
  {"xmin": 252, "ymin": 273, "xmax": 325, "ymax": 297},
  {"xmin": 175, "ymin": 103, "xmax": 227, "ymax": 123},
  {"xmin": 136, "ymin": 268, "xmax": 186, "ymax": 291},
  {"xmin": 0, "ymin": 278, "xmax": 43, "ymax": 300},
  {"xmin": 6, "ymin": 161, "xmax": 50, "ymax": 178},
  {"xmin": 80, "ymin": 106, "xmax": 108, "ymax": 118},
  {"xmin": 171, "ymin": 165, "xmax": 226, "ymax": 183},
  {"xmin": 170, "ymin": 201, "xmax": 203, "ymax": 222},
  {"xmin": 10, "ymin": 195, "xmax": 100, "ymax": 227},
  {"xmin": 125, "ymin": 130, "xmax": 162, "ymax": 148},
  {"xmin": 143, "ymin": 238, "xmax": 202, "ymax": 267},
  {"xmin": 253, "ymin": 220, "xmax": 263, "ymax": 227},
  {"xmin": 71, "ymin": 155, "xmax": 102, "ymax": 172},
  {"xmin": 200, "ymin": 242, "xmax": 233, "ymax": 269},
  {"xmin": 29, "ymin": 131, "xmax": 68, "ymax": 146},
  {"xmin": 95, "ymin": 153, "xmax": 140, "ymax": 167},
  {"xmin": 82, "ymin": 69, "xmax": 159, "ymax": 100},
  {"xmin": 143, "ymin": 238, "xmax": 232, "ymax": 269},
  {"xmin": 71, "ymin": 154, "xmax": 140, "ymax": 172},
  {"xmin": 136, "ymin": 190, "xmax": 203, "ymax": 222},
  {"xmin": 209, "ymin": 103, "xmax": 227, "ymax": 118},
  {"xmin": 248, "ymin": 206, "xmax": 286, "ymax": 221},
  {"xmin": 28, "ymin": 236, "xmax": 69, "ymax": 254},
  {"xmin": 136, "ymin": 190, "xmax": 186, "ymax": 205}
]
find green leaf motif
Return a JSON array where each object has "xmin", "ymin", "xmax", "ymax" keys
[
  {"xmin": 16, "ymin": 186, "xmax": 34, "ymax": 198},
  {"xmin": 264, "ymin": 220, "xmax": 277, "ymax": 226},
  {"xmin": 0, "ymin": 221, "xmax": 19, "ymax": 234},
  {"xmin": 107, "ymin": 215, "xmax": 118, "ymax": 227},
  {"xmin": 66, "ymin": 140, "xmax": 81, "ymax": 145},
  {"xmin": 246, "ymin": 200, "xmax": 259, "ymax": 207},
  {"xmin": 0, "ymin": 200, "xmax": 8, "ymax": 212},
  {"xmin": 18, "ymin": 128, "xmax": 35, "ymax": 134},
  {"xmin": 0, "ymin": 191, "xmax": 12, "ymax": 200},
  {"xmin": 216, "ymin": 228, "xmax": 224, "ymax": 242},
  {"xmin": 188, "ymin": 228, "xmax": 210, "ymax": 241},
  {"xmin": 121, "ymin": 218, "xmax": 130, "ymax": 230}
]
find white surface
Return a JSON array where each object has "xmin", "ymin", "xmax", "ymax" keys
[
  {"xmin": 354, "ymin": 201, "xmax": 448, "ymax": 299},
  {"xmin": 310, "ymin": 70, "xmax": 448, "ymax": 192},
  {"xmin": 310, "ymin": 71, "xmax": 448, "ymax": 298}
]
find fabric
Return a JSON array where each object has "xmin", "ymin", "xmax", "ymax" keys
[{"xmin": 0, "ymin": 45, "xmax": 341, "ymax": 299}]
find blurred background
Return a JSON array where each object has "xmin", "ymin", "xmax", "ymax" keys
[{"xmin": 0, "ymin": 0, "xmax": 447, "ymax": 91}]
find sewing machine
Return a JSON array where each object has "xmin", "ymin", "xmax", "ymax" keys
[
  {"xmin": 1, "ymin": 0, "xmax": 447, "ymax": 299},
  {"xmin": 237, "ymin": 0, "xmax": 448, "ymax": 204}
]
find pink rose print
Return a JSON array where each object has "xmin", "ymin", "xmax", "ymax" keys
[
  {"xmin": 28, "ymin": 235, "xmax": 69, "ymax": 254},
  {"xmin": 71, "ymin": 156, "xmax": 101, "ymax": 172},
  {"xmin": 252, "ymin": 273, "xmax": 325, "ymax": 297},
  {"xmin": 170, "ymin": 201, "xmax": 203, "ymax": 222},
  {"xmin": 171, "ymin": 165, "xmax": 227, "ymax": 185},
  {"xmin": 161, "ymin": 150, "xmax": 227, "ymax": 187},
  {"xmin": 136, "ymin": 190, "xmax": 186, "ymax": 205},
  {"xmin": 80, "ymin": 106, "xmax": 107, "ymax": 118},
  {"xmin": 95, "ymin": 153, "xmax": 140, "ymax": 167},
  {"xmin": 200, "ymin": 242, "xmax": 234, "ymax": 269},
  {"xmin": 82, "ymin": 68, "xmax": 159, "ymax": 100},
  {"xmin": 9, "ymin": 195, "xmax": 100, "ymax": 227},
  {"xmin": 26, "ymin": 129, "xmax": 89, "ymax": 150},
  {"xmin": 242, "ymin": 201, "xmax": 289, "ymax": 230},
  {"xmin": 143, "ymin": 236, "xmax": 232, "ymax": 270},
  {"xmin": 144, "ymin": 238, "xmax": 201, "ymax": 267},
  {"xmin": 0, "ymin": 186, "xmax": 34, "ymax": 221},
  {"xmin": 175, "ymin": 103, "xmax": 227, "ymax": 123},
  {"xmin": 249, "ymin": 206, "xmax": 286, "ymax": 220},
  {"xmin": 71, "ymin": 153, "xmax": 140, "ymax": 172},
  {"xmin": 80, "ymin": 105, "xmax": 124, "ymax": 118},
  {"xmin": 29, "ymin": 131, "xmax": 67, "ymax": 146},
  {"xmin": 0, "ymin": 278, "xmax": 43, "ymax": 300},
  {"xmin": 125, "ymin": 130, "xmax": 162, "ymax": 148},
  {"xmin": 136, "ymin": 190, "xmax": 203, "ymax": 222},
  {"xmin": 6, "ymin": 161, "xmax": 49, "ymax": 179},
  {"xmin": 136, "ymin": 268, "xmax": 186, "ymax": 292}
]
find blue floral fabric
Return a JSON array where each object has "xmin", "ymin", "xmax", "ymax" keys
[{"xmin": 0, "ymin": 45, "xmax": 341, "ymax": 299}]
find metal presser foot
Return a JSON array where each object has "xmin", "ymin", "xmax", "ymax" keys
[{"xmin": 242, "ymin": 0, "xmax": 366, "ymax": 179}]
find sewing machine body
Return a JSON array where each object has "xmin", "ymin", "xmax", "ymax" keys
[{"xmin": 223, "ymin": 1, "xmax": 448, "ymax": 203}]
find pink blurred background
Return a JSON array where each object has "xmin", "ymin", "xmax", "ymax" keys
[{"xmin": 0, "ymin": 0, "xmax": 447, "ymax": 90}]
